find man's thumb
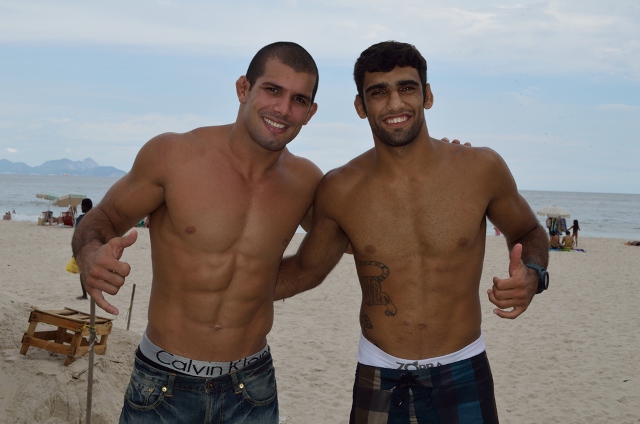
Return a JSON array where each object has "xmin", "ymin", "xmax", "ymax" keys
[
  {"xmin": 122, "ymin": 230, "xmax": 138, "ymax": 247},
  {"xmin": 509, "ymin": 243, "xmax": 523, "ymax": 276}
]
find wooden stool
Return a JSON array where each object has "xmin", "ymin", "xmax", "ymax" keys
[{"xmin": 20, "ymin": 307, "xmax": 113, "ymax": 365}]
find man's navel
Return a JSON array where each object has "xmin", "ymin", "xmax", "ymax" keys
[{"xmin": 365, "ymin": 244, "xmax": 376, "ymax": 254}]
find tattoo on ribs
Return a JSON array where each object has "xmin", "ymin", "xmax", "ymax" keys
[
  {"xmin": 360, "ymin": 312, "xmax": 373, "ymax": 339},
  {"xmin": 357, "ymin": 260, "xmax": 397, "ymax": 317},
  {"xmin": 360, "ymin": 312, "xmax": 373, "ymax": 329}
]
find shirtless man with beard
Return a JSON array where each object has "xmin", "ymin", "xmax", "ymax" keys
[{"xmin": 275, "ymin": 41, "xmax": 549, "ymax": 423}]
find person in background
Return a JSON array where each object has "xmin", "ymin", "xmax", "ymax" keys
[
  {"xmin": 549, "ymin": 230, "xmax": 560, "ymax": 249},
  {"xmin": 74, "ymin": 198, "xmax": 93, "ymax": 299},
  {"xmin": 561, "ymin": 230, "xmax": 574, "ymax": 250},
  {"xmin": 568, "ymin": 219, "xmax": 580, "ymax": 247},
  {"xmin": 3, "ymin": 211, "xmax": 11, "ymax": 220}
]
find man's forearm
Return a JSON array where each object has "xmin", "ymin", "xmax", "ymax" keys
[
  {"xmin": 274, "ymin": 256, "xmax": 330, "ymax": 301},
  {"xmin": 72, "ymin": 208, "xmax": 119, "ymax": 262},
  {"xmin": 510, "ymin": 224, "xmax": 549, "ymax": 268}
]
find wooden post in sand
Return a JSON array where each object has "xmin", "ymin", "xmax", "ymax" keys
[
  {"xmin": 127, "ymin": 284, "xmax": 136, "ymax": 331},
  {"xmin": 86, "ymin": 298, "xmax": 96, "ymax": 424}
]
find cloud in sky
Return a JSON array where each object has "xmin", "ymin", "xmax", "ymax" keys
[
  {"xmin": 6, "ymin": 148, "xmax": 17, "ymax": 153},
  {"xmin": 1, "ymin": 1, "xmax": 639, "ymax": 78},
  {"xmin": 0, "ymin": 0, "xmax": 638, "ymax": 193},
  {"xmin": 596, "ymin": 104, "xmax": 636, "ymax": 112}
]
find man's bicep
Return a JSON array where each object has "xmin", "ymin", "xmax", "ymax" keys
[
  {"xmin": 484, "ymin": 153, "xmax": 538, "ymax": 242},
  {"xmin": 99, "ymin": 139, "xmax": 167, "ymax": 235}
]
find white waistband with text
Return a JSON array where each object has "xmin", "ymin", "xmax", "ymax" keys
[{"xmin": 356, "ymin": 332, "xmax": 485, "ymax": 370}]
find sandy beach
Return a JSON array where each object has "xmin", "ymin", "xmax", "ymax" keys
[{"xmin": 0, "ymin": 219, "xmax": 638, "ymax": 423}]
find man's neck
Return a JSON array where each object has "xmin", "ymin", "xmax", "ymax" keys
[
  {"xmin": 371, "ymin": 127, "xmax": 437, "ymax": 173},
  {"xmin": 227, "ymin": 122, "xmax": 286, "ymax": 181}
]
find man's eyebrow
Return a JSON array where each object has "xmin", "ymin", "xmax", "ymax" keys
[
  {"xmin": 365, "ymin": 82, "xmax": 389, "ymax": 93},
  {"xmin": 365, "ymin": 80, "xmax": 420, "ymax": 93},
  {"xmin": 260, "ymin": 81, "xmax": 312, "ymax": 101},
  {"xmin": 396, "ymin": 79, "xmax": 420, "ymax": 88},
  {"xmin": 260, "ymin": 81, "xmax": 284, "ymax": 91}
]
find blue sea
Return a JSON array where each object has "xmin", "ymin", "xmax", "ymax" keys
[{"xmin": 2, "ymin": 174, "xmax": 639, "ymax": 239}]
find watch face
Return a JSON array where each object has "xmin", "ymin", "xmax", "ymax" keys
[{"xmin": 543, "ymin": 272, "xmax": 549, "ymax": 290}]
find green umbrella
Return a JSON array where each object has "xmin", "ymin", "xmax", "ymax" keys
[{"xmin": 35, "ymin": 191, "xmax": 60, "ymax": 214}]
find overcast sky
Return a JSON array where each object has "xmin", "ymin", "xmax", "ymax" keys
[{"xmin": 1, "ymin": 0, "xmax": 638, "ymax": 193}]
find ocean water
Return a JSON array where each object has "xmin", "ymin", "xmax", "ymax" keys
[
  {"xmin": 1, "ymin": 174, "xmax": 121, "ymax": 221},
  {"xmin": 2, "ymin": 174, "xmax": 639, "ymax": 239}
]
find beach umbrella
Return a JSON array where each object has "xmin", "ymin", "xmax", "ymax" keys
[
  {"xmin": 536, "ymin": 205, "xmax": 571, "ymax": 218},
  {"xmin": 35, "ymin": 191, "xmax": 59, "ymax": 213},
  {"xmin": 52, "ymin": 193, "xmax": 86, "ymax": 208}
]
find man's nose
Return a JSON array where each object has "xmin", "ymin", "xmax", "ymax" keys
[
  {"xmin": 273, "ymin": 97, "xmax": 292, "ymax": 116},
  {"xmin": 387, "ymin": 90, "xmax": 405, "ymax": 111}
]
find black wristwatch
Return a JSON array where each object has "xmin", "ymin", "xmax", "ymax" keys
[{"xmin": 525, "ymin": 263, "xmax": 549, "ymax": 294}]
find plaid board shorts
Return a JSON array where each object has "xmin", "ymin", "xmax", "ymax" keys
[{"xmin": 349, "ymin": 351, "xmax": 499, "ymax": 424}]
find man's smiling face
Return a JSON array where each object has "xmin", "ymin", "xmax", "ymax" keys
[
  {"xmin": 239, "ymin": 58, "xmax": 317, "ymax": 152},
  {"xmin": 357, "ymin": 66, "xmax": 431, "ymax": 148}
]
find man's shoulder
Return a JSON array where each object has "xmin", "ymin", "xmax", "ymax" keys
[
  {"xmin": 281, "ymin": 150, "xmax": 324, "ymax": 185},
  {"xmin": 140, "ymin": 125, "xmax": 232, "ymax": 158},
  {"xmin": 150, "ymin": 125, "xmax": 231, "ymax": 145},
  {"xmin": 316, "ymin": 151, "xmax": 372, "ymax": 199},
  {"xmin": 436, "ymin": 141, "xmax": 501, "ymax": 165},
  {"xmin": 325, "ymin": 150, "xmax": 371, "ymax": 181}
]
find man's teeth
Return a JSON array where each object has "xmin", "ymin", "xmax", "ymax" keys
[
  {"xmin": 386, "ymin": 116, "xmax": 408, "ymax": 124},
  {"xmin": 264, "ymin": 117, "xmax": 286, "ymax": 129}
]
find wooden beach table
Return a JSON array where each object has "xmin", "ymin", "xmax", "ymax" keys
[{"xmin": 20, "ymin": 307, "xmax": 113, "ymax": 365}]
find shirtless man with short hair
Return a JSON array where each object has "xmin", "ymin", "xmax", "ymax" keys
[
  {"xmin": 72, "ymin": 42, "xmax": 323, "ymax": 423},
  {"xmin": 275, "ymin": 41, "xmax": 549, "ymax": 423}
]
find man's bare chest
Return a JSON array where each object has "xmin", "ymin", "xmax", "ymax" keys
[
  {"xmin": 158, "ymin": 169, "xmax": 311, "ymax": 254},
  {"xmin": 338, "ymin": 180, "xmax": 490, "ymax": 256}
]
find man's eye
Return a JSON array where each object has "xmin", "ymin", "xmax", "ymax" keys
[
  {"xmin": 371, "ymin": 90, "xmax": 384, "ymax": 96},
  {"xmin": 401, "ymin": 86, "xmax": 415, "ymax": 92},
  {"xmin": 293, "ymin": 97, "xmax": 307, "ymax": 104}
]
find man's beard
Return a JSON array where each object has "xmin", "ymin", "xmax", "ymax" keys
[{"xmin": 369, "ymin": 112, "xmax": 424, "ymax": 147}]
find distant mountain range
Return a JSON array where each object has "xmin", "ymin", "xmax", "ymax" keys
[{"xmin": 0, "ymin": 158, "xmax": 126, "ymax": 177}]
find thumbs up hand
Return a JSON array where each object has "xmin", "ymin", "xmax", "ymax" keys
[
  {"xmin": 78, "ymin": 230, "xmax": 138, "ymax": 315},
  {"xmin": 487, "ymin": 243, "xmax": 537, "ymax": 319}
]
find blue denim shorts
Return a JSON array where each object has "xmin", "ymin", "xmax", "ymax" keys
[{"xmin": 119, "ymin": 349, "xmax": 279, "ymax": 423}]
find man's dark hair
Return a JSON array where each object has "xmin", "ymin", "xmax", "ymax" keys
[
  {"xmin": 353, "ymin": 41, "xmax": 428, "ymax": 105},
  {"xmin": 246, "ymin": 42, "xmax": 319, "ymax": 102}
]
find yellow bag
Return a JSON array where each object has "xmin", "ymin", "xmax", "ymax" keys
[{"xmin": 65, "ymin": 257, "xmax": 79, "ymax": 274}]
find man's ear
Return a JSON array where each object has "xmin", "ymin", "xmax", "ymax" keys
[
  {"xmin": 354, "ymin": 95, "xmax": 367, "ymax": 119},
  {"xmin": 303, "ymin": 103, "xmax": 318, "ymax": 125},
  {"xmin": 424, "ymin": 83, "xmax": 434, "ymax": 110},
  {"xmin": 236, "ymin": 76, "xmax": 250, "ymax": 103}
]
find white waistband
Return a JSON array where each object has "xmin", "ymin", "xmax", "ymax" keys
[{"xmin": 356, "ymin": 332, "xmax": 486, "ymax": 369}]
